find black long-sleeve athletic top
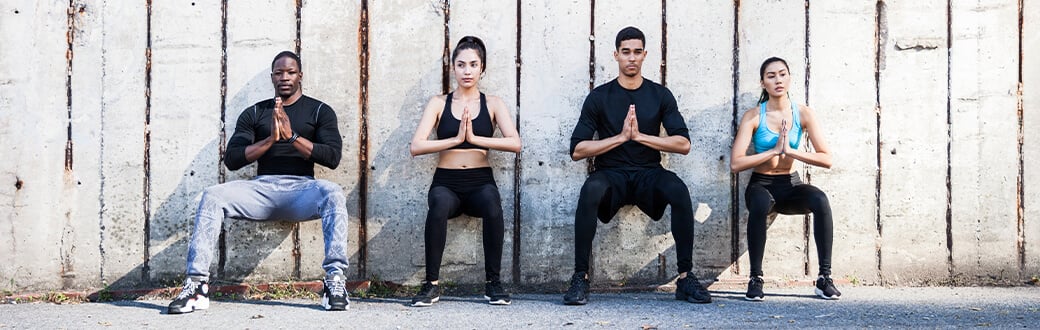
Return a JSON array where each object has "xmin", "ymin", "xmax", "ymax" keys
[
  {"xmin": 570, "ymin": 78, "xmax": 690, "ymax": 170},
  {"xmin": 224, "ymin": 95, "xmax": 342, "ymax": 176}
]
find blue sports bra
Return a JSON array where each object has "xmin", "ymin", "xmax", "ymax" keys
[{"xmin": 752, "ymin": 101, "xmax": 803, "ymax": 154}]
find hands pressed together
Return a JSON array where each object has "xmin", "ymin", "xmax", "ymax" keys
[
  {"xmin": 618, "ymin": 105, "xmax": 641, "ymax": 142},
  {"xmin": 771, "ymin": 119, "xmax": 788, "ymax": 158},
  {"xmin": 453, "ymin": 107, "xmax": 477, "ymax": 145},
  {"xmin": 272, "ymin": 97, "xmax": 296, "ymax": 143}
]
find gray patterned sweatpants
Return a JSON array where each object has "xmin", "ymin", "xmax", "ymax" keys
[{"xmin": 185, "ymin": 175, "xmax": 350, "ymax": 281}]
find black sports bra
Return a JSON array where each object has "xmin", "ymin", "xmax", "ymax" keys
[{"xmin": 437, "ymin": 92, "xmax": 494, "ymax": 150}]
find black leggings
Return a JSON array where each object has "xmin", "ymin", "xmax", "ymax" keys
[
  {"xmin": 574, "ymin": 167, "xmax": 695, "ymax": 274},
  {"xmin": 424, "ymin": 167, "xmax": 504, "ymax": 282},
  {"xmin": 745, "ymin": 172, "xmax": 833, "ymax": 277}
]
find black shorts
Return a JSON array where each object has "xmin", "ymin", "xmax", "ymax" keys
[{"xmin": 587, "ymin": 167, "xmax": 681, "ymax": 223}]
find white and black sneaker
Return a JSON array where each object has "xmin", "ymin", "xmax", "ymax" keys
[
  {"xmin": 814, "ymin": 275, "xmax": 842, "ymax": 300},
  {"xmin": 167, "ymin": 278, "xmax": 209, "ymax": 314},
  {"xmin": 322, "ymin": 273, "xmax": 350, "ymax": 311},
  {"xmin": 484, "ymin": 280, "xmax": 511, "ymax": 305}
]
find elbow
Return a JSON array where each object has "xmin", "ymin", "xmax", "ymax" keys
[
  {"xmin": 511, "ymin": 139, "xmax": 523, "ymax": 154},
  {"xmin": 729, "ymin": 163, "xmax": 742, "ymax": 174},
  {"xmin": 570, "ymin": 152, "xmax": 583, "ymax": 162},
  {"xmin": 409, "ymin": 145, "xmax": 420, "ymax": 157}
]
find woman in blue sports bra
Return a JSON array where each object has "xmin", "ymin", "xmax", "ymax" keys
[
  {"xmin": 408, "ymin": 36, "xmax": 521, "ymax": 307},
  {"xmin": 729, "ymin": 57, "xmax": 840, "ymax": 302}
]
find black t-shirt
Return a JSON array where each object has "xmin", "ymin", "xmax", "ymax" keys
[
  {"xmin": 570, "ymin": 78, "xmax": 690, "ymax": 170},
  {"xmin": 224, "ymin": 95, "xmax": 342, "ymax": 176}
]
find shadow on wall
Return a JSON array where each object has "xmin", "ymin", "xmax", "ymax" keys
[{"xmin": 102, "ymin": 70, "xmax": 360, "ymax": 291}]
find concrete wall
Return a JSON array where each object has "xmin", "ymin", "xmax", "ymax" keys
[{"xmin": 1, "ymin": 0, "xmax": 1037, "ymax": 292}]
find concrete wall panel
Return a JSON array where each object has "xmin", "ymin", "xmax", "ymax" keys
[
  {"xmin": 518, "ymin": 0, "xmax": 590, "ymax": 284},
  {"xmin": 666, "ymin": 0, "xmax": 735, "ymax": 280},
  {"xmin": 69, "ymin": 0, "xmax": 148, "ymax": 289},
  {"xmin": 949, "ymin": 0, "xmax": 1019, "ymax": 283},
  {"xmin": 146, "ymin": 0, "xmax": 224, "ymax": 285},
  {"xmin": 222, "ymin": 0, "xmax": 299, "ymax": 282},
  {"xmin": 736, "ymin": 0, "xmax": 808, "ymax": 279},
  {"xmin": 589, "ymin": 0, "xmax": 670, "ymax": 284},
  {"xmin": 444, "ymin": 0, "xmax": 518, "ymax": 283},
  {"xmin": 0, "ymin": 1, "xmax": 74, "ymax": 291},
  {"xmin": 878, "ymin": 0, "xmax": 950, "ymax": 284},
  {"xmin": 806, "ymin": 1, "xmax": 880, "ymax": 284},
  {"xmin": 365, "ymin": 0, "xmax": 443, "ymax": 285},
  {"xmin": 299, "ymin": 0, "xmax": 362, "ymax": 281},
  {"xmin": 1025, "ymin": 1, "xmax": 1039, "ymax": 275}
]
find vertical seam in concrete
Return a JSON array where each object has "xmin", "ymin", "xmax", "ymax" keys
[
  {"xmin": 357, "ymin": 0, "xmax": 370, "ymax": 279},
  {"xmin": 65, "ymin": 2, "xmax": 75, "ymax": 173},
  {"xmin": 442, "ymin": 0, "xmax": 450, "ymax": 95},
  {"xmin": 1016, "ymin": 0, "xmax": 1026, "ymax": 274},
  {"xmin": 660, "ymin": 0, "xmax": 667, "ymax": 86},
  {"xmin": 945, "ymin": 0, "xmax": 954, "ymax": 282},
  {"xmin": 140, "ymin": 0, "xmax": 154, "ymax": 285},
  {"xmin": 730, "ymin": 0, "xmax": 741, "ymax": 275},
  {"xmin": 874, "ymin": 0, "xmax": 884, "ymax": 283},
  {"xmin": 217, "ymin": 0, "xmax": 229, "ymax": 279},
  {"xmin": 97, "ymin": 0, "xmax": 109, "ymax": 283},
  {"xmin": 802, "ymin": 0, "xmax": 811, "ymax": 277},
  {"xmin": 512, "ymin": 0, "xmax": 522, "ymax": 284},
  {"xmin": 291, "ymin": 0, "xmax": 303, "ymax": 280}
]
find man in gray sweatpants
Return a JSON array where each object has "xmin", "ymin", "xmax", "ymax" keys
[{"xmin": 168, "ymin": 51, "xmax": 351, "ymax": 314}]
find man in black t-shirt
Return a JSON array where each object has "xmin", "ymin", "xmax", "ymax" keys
[
  {"xmin": 563, "ymin": 27, "xmax": 712, "ymax": 305},
  {"xmin": 168, "ymin": 51, "xmax": 351, "ymax": 314}
]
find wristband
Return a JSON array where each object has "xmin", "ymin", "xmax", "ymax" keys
[{"xmin": 286, "ymin": 132, "xmax": 299, "ymax": 144}]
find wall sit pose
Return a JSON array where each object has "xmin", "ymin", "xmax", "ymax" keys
[
  {"xmin": 408, "ymin": 36, "xmax": 522, "ymax": 307},
  {"xmin": 169, "ymin": 51, "xmax": 351, "ymax": 314},
  {"xmin": 730, "ymin": 57, "xmax": 841, "ymax": 301},
  {"xmin": 564, "ymin": 27, "xmax": 711, "ymax": 306}
]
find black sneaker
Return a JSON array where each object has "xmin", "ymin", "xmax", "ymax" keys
[
  {"xmin": 745, "ymin": 276, "xmax": 765, "ymax": 301},
  {"xmin": 411, "ymin": 282, "xmax": 440, "ymax": 307},
  {"xmin": 167, "ymin": 278, "xmax": 209, "ymax": 314},
  {"xmin": 562, "ymin": 272, "xmax": 589, "ymax": 305},
  {"xmin": 484, "ymin": 280, "xmax": 511, "ymax": 305},
  {"xmin": 814, "ymin": 276, "xmax": 841, "ymax": 300},
  {"xmin": 675, "ymin": 274, "xmax": 712, "ymax": 304},
  {"xmin": 321, "ymin": 273, "xmax": 350, "ymax": 311}
]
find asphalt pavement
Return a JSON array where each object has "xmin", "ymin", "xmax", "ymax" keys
[{"xmin": 1, "ymin": 286, "xmax": 1038, "ymax": 329}]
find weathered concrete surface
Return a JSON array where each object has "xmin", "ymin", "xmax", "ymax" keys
[
  {"xmin": 4, "ymin": 1, "xmax": 1040, "ymax": 293},
  {"xmin": 69, "ymin": 0, "xmax": 147, "ymax": 289},
  {"xmin": 299, "ymin": 0, "xmax": 362, "ymax": 281},
  {"xmin": 878, "ymin": 0, "xmax": 950, "ymax": 284},
  {"xmin": 589, "ymin": 0, "xmax": 676, "ymax": 284},
  {"xmin": 445, "ymin": 0, "xmax": 518, "ymax": 283},
  {"xmin": 0, "ymin": 1, "xmax": 73, "ymax": 291},
  {"xmin": 807, "ymin": 1, "xmax": 881, "ymax": 284},
  {"xmin": 735, "ymin": 0, "xmax": 809, "ymax": 280},
  {"xmin": 517, "ymin": 0, "xmax": 590, "ymax": 284},
  {"xmin": 666, "ymin": 0, "xmax": 735, "ymax": 280},
  {"xmin": 1025, "ymin": 1, "xmax": 1040, "ymax": 276},
  {"xmin": 365, "ymin": 0, "xmax": 443, "ymax": 285},
  {"xmin": 222, "ymin": 0, "xmax": 298, "ymax": 283},
  {"xmin": 145, "ymin": 0, "xmax": 224, "ymax": 286},
  {"xmin": 949, "ymin": 0, "xmax": 1020, "ymax": 283}
]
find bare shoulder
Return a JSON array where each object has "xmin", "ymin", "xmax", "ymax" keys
[
  {"xmin": 485, "ymin": 94, "xmax": 508, "ymax": 109},
  {"xmin": 740, "ymin": 106, "xmax": 760, "ymax": 124},
  {"xmin": 797, "ymin": 103, "xmax": 818, "ymax": 121}
]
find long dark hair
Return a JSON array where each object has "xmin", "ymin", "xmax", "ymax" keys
[
  {"xmin": 451, "ymin": 36, "xmax": 486, "ymax": 73},
  {"xmin": 758, "ymin": 57, "xmax": 789, "ymax": 103}
]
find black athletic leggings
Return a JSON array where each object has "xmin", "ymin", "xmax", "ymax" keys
[
  {"xmin": 424, "ymin": 167, "xmax": 504, "ymax": 282},
  {"xmin": 574, "ymin": 168, "xmax": 695, "ymax": 274},
  {"xmin": 745, "ymin": 172, "xmax": 833, "ymax": 277}
]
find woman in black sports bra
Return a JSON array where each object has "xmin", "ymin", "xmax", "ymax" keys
[{"xmin": 408, "ymin": 36, "xmax": 521, "ymax": 307}]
